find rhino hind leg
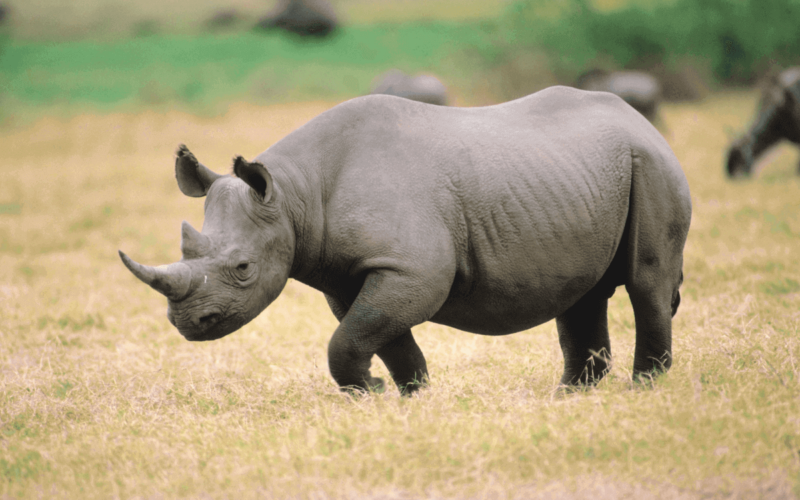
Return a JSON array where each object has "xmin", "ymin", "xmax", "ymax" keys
[
  {"xmin": 625, "ymin": 210, "xmax": 688, "ymax": 380},
  {"xmin": 556, "ymin": 285, "xmax": 614, "ymax": 386},
  {"xmin": 627, "ymin": 277, "xmax": 678, "ymax": 381},
  {"xmin": 625, "ymin": 255, "xmax": 685, "ymax": 381}
]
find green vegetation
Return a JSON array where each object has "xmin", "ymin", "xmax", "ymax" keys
[
  {"xmin": 0, "ymin": 23, "xmax": 493, "ymax": 117},
  {"xmin": 4, "ymin": 0, "xmax": 799, "ymax": 118},
  {"xmin": 497, "ymin": 0, "xmax": 800, "ymax": 83}
]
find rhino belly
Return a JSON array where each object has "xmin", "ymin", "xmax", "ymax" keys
[
  {"xmin": 430, "ymin": 262, "xmax": 611, "ymax": 335},
  {"xmin": 429, "ymin": 184, "xmax": 629, "ymax": 335}
]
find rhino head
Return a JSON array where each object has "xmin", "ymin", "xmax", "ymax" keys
[
  {"xmin": 726, "ymin": 72, "xmax": 800, "ymax": 178},
  {"xmin": 119, "ymin": 145, "xmax": 294, "ymax": 341}
]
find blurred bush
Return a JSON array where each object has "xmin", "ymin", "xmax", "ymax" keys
[{"xmin": 493, "ymin": 0, "xmax": 800, "ymax": 87}]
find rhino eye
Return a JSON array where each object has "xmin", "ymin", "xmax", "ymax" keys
[{"xmin": 231, "ymin": 259, "xmax": 256, "ymax": 282}]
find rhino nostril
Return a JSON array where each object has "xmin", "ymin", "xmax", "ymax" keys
[{"xmin": 198, "ymin": 313, "xmax": 221, "ymax": 325}]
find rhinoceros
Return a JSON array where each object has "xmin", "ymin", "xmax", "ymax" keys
[
  {"xmin": 576, "ymin": 69, "xmax": 662, "ymax": 122},
  {"xmin": 119, "ymin": 86, "xmax": 692, "ymax": 395},
  {"xmin": 370, "ymin": 69, "xmax": 449, "ymax": 106},
  {"xmin": 255, "ymin": 0, "xmax": 337, "ymax": 38},
  {"xmin": 726, "ymin": 67, "xmax": 800, "ymax": 178}
]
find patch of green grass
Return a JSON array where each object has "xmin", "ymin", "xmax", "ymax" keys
[
  {"xmin": 0, "ymin": 451, "xmax": 48, "ymax": 482},
  {"xmin": 0, "ymin": 23, "xmax": 492, "ymax": 116},
  {"xmin": 52, "ymin": 380, "xmax": 75, "ymax": 399},
  {"xmin": 0, "ymin": 203, "xmax": 22, "ymax": 214},
  {"xmin": 494, "ymin": 0, "xmax": 800, "ymax": 84},
  {"xmin": 761, "ymin": 278, "xmax": 800, "ymax": 296}
]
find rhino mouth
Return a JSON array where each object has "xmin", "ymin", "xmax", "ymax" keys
[
  {"xmin": 168, "ymin": 306, "xmax": 242, "ymax": 342},
  {"xmin": 726, "ymin": 148, "xmax": 750, "ymax": 178},
  {"xmin": 177, "ymin": 321, "xmax": 237, "ymax": 342}
]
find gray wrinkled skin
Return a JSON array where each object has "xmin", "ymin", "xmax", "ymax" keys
[
  {"xmin": 726, "ymin": 67, "xmax": 800, "ymax": 178},
  {"xmin": 120, "ymin": 86, "xmax": 692, "ymax": 396},
  {"xmin": 370, "ymin": 69, "xmax": 448, "ymax": 106},
  {"xmin": 576, "ymin": 69, "xmax": 661, "ymax": 122}
]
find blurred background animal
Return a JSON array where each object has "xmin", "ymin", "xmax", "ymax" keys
[
  {"xmin": 204, "ymin": 9, "xmax": 241, "ymax": 31},
  {"xmin": 255, "ymin": 0, "xmax": 338, "ymax": 38},
  {"xmin": 370, "ymin": 69, "xmax": 449, "ymax": 106},
  {"xmin": 575, "ymin": 69, "xmax": 662, "ymax": 122},
  {"xmin": 725, "ymin": 67, "xmax": 800, "ymax": 178}
]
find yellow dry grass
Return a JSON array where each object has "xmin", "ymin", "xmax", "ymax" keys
[{"xmin": 1, "ymin": 93, "xmax": 799, "ymax": 499}]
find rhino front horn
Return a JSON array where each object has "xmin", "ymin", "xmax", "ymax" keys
[{"xmin": 118, "ymin": 250, "xmax": 193, "ymax": 301}]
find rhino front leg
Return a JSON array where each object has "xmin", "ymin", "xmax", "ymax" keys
[
  {"xmin": 325, "ymin": 290, "xmax": 430, "ymax": 395},
  {"xmin": 556, "ymin": 286, "xmax": 612, "ymax": 386},
  {"xmin": 324, "ymin": 294, "xmax": 384, "ymax": 392}
]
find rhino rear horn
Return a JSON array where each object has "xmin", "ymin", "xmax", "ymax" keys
[
  {"xmin": 118, "ymin": 250, "xmax": 193, "ymax": 301},
  {"xmin": 180, "ymin": 221, "xmax": 210, "ymax": 259},
  {"xmin": 175, "ymin": 144, "xmax": 223, "ymax": 197},
  {"xmin": 233, "ymin": 156, "xmax": 273, "ymax": 202}
]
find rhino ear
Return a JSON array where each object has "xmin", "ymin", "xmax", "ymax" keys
[
  {"xmin": 233, "ymin": 156, "xmax": 273, "ymax": 203},
  {"xmin": 175, "ymin": 144, "xmax": 223, "ymax": 197}
]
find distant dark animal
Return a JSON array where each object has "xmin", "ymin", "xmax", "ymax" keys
[
  {"xmin": 726, "ymin": 67, "xmax": 800, "ymax": 178},
  {"xmin": 576, "ymin": 69, "xmax": 662, "ymax": 121},
  {"xmin": 119, "ymin": 87, "xmax": 691, "ymax": 396},
  {"xmin": 255, "ymin": 0, "xmax": 337, "ymax": 38},
  {"xmin": 370, "ymin": 69, "xmax": 448, "ymax": 106},
  {"xmin": 205, "ymin": 9, "xmax": 240, "ymax": 31}
]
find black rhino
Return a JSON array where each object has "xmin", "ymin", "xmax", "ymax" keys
[
  {"xmin": 120, "ymin": 86, "xmax": 692, "ymax": 395},
  {"xmin": 576, "ymin": 69, "xmax": 662, "ymax": 122},
  {"xmin": 370, "ymin": 69, "xmax": 449, "ymax": 106},
  {"xmin": 726, "ymin": 67, "xmax": 800, "ymax": 177}
]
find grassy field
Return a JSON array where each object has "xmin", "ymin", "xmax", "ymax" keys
[
  {"xmin": 0, "ymin": 22, "xmax": 497, "ymax": 123},
  {"xmin": 0, "ymin": 0, "xmax": 517, "ymax": 125},
  {"xmin": 1, "ymin": 91, "xmax": 799, "ymax": 498},
  {"xmin": 0, "ymin": 0, "xmax": 657, "ymax": 124}
]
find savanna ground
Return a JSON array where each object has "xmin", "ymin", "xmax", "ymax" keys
[
  {"xmin": 2, "ymin": 90, "xmax": 800, "ymax": 500},
  {"xmin": 2, "ymin": 0, "xmax": 800, "ymax": 498}
]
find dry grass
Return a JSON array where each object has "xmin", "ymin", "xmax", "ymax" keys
[{"xmin": 1, "ymin": 93, "xmax": 800, "ymax": 498}]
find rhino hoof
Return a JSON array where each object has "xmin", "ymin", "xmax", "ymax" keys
[
  {"xmin": 340, "ymin": 377, "xmax": 385, "ymax": 397},
  {"xmin": 368, "ymin": 377, "xmax": 385, "ymax": 394}
]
